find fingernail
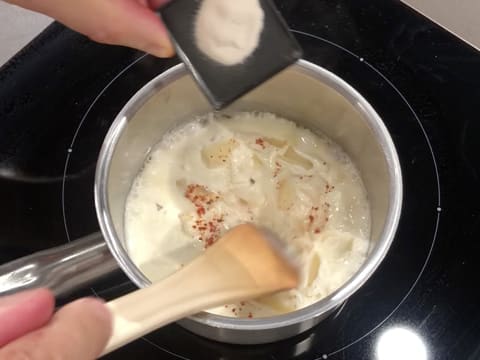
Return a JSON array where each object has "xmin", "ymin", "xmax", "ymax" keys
[
  {"xmin": 157, "ymin": 48, "xmax": 170, "ymax": 57},
  {"xmin": 76, "ymin": 298, "xmax": 111, "ymax": 323},
  {"xmin": 148, "ymin": 44, "xmax": 174, "ymax": 58},
  {"xmin": 154, "ymin": 47, "xmax": 169, "ymax": 58}
]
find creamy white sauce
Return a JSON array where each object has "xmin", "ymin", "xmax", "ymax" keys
[{"xmin": 125, "ymin": 112, "xmax": 370, "ymax": 318}]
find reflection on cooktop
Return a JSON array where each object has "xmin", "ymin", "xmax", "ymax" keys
[{"xmin": 375, "ymin": 326, "xmax": 428, "ymax": 360}]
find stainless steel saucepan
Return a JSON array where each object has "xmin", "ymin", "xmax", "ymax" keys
[{"xmin": 0, "ymin": 60, "xmax": 402, "ymax": 344}]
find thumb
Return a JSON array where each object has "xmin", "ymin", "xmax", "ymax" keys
[{"xmin": 0, "ymin": 298, "xmax": 112, "ymax": 360}]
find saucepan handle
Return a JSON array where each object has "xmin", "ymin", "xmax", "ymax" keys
[{"xmin": 0, "ymin": 232, "xmax": 119, "ymax": 298}]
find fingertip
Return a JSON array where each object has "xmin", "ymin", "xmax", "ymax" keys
[
  {"xmin": 0, "ymin": 296, "xmax": 113, "ymax": 360},
  {"xmin": 31, "ymin": 288, "xmax": 56, "ymax": 325},
  {"xmin": 0, "ymin": 288, "xmax": 54, "ymax": 308},
  {"xmin": 67, "ymin": 297, "xmax": 112, "ymax": 332},
  {"xmin": 0, "ymin": 288, "xmax": 55, "ymax": 347},
  {"xmin": 51, "ymin": 297, "xmax": 112, "ymax": 359},
  {"xmin": 34, "ymin": 288, "xmax": 56, "ymax": 311}
]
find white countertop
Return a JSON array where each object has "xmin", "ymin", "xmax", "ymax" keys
[
  {"xmin": 0, "ymin": 2, "xmax": 52, "ymax": 66},
  {"xmin": 401, "ymin": 0, "xmax": 480, "ymax": 51}
]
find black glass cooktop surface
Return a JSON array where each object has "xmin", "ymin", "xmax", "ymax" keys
[{"xmin": 1, "ymin": 0, "xmax": 479, "ymax": 359}]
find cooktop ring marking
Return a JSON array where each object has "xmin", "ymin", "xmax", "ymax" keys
[
  {"xmin": 141, "ymin": 337, "xmax": 191, "ymax": 360},
  {"xmin": 290, "ymin": 30, "xmax": 441, "ymax": 358},
  {"xmin": 61, "ymin": 53, "xmax": 148, "ymax": 243},
  {"xmin": 60, "ymin": 30, "xmax": 442, "ymax": 359}
]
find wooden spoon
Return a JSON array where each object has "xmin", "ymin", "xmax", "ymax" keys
[{"xmin": 101, "ymin": 223, "xmax": 299, "ymax": 355}]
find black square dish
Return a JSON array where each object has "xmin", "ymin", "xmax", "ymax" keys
[{"xmin": 159, "ymin": 0, "xmax": 303, "ymax": 109}]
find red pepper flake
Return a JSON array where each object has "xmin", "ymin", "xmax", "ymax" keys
[
  {"xmin": 205, "ymin": 237, "xmax": 215, "ymax": 248},
  {"xmin": 185, "ymin": 183, "xmax": 224, "ymax": 249},
  {"xmin": 255, "ymin": 138, "xmax": 266, "ymax": 149},
  {"xmin": 325, "ymin": 184, "xmax": 333, "ymax": 194},
  {"xmin": 273, "ymin": 161, "xmax": 282, "ymax": 177},
  {"xmin": 314, "ymin": 228, "xmax": 321, "ymax": 234},
  {"xmin": 248, "ymin": 312, "xmax": 253, "ymax": 318},
  {"xmin": 308, "ymin": 215, "xmax": 314, "ymax": 224},
  {"xmin": 240, "ymin": 301, "xmax": 245, "ymax": 306}
]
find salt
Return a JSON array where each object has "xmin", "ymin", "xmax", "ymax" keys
[{"xmin": 194, "ymin": 0, "xmax": 265, "ymax": 66}]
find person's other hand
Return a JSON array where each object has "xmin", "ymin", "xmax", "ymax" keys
[
  {"xmin": 6, "ymin": 0, "xmax": 174, "ymax": 58},
  {"xmin": 0, "ymin": 288, "xmax": 112, "ymax": 360}
]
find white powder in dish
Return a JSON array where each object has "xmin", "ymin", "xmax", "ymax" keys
[{"xmin": 194, "ymin": 0, "xmax": 265, "ymax": 65}]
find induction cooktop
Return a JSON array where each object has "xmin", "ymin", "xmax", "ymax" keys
[{"xmin": 1, "ymin": 0, "xmax": 479, "ymax": 359}]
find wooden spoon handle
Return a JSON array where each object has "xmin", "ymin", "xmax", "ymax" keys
[
  {"xmin": 101, "ymin": 224, "xmax": 298, "ymax": 355},
  {"xmin": 102, "ymin": 271, "xmax": 205, "ymax": 355},
  {"xmin": 101, "ymin": 258, "xmax": 253, "ymax": 355}
]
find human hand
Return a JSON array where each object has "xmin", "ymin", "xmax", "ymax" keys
[
  {"xmin": 6, "ymin": 0, "xmax": 174, "ymax": 58},
  {"xmin": 0, "ymin": 288, "xmax": 112, "ymax": 360}
]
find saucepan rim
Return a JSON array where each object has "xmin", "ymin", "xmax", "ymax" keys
[{"xmin": 94, "ymin": 60, "xmax": 403, "ymax": 331}]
